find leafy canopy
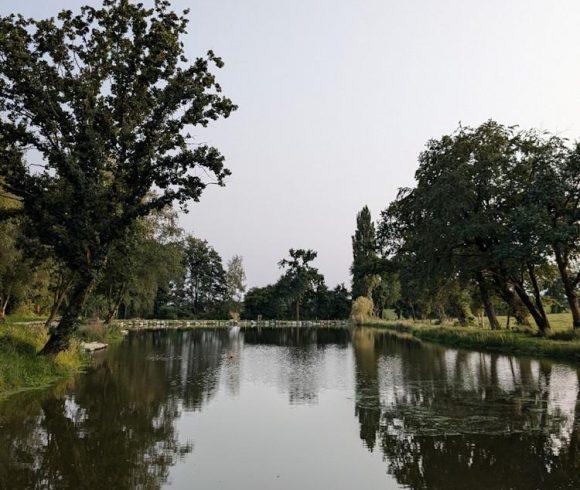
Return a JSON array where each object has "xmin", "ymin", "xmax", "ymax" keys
[{"xmin": 0, "ymin": 0, "xmax": 237, "ymax": 274}]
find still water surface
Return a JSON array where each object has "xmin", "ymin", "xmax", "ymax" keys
[{"xmin": 1, "ymin": 327, "xmax": 579, "ymax": 489}]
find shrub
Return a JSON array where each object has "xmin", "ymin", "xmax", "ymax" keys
[{"xmin": 351, "ymin": 296, "xmax": 374, "ymax": 325}]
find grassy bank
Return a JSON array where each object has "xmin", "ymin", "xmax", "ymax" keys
[
  {"xmin": 0, "ymin": 318, "xmax": 124, "ymax": 398},
  {"xmin": 0, "ymin": 322, "xmax": 85, "ymax": 397},
  {"xmin": 365, "ymin": 317, "xmax": 580, "ymax": 363}
]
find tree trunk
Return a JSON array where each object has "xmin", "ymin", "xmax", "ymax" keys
[
  {"xmin": 457, "ymin": 308, "xmax": 468, "ymax": 327},
  {"xmin": 39, "ymin": 274, "xmax": 97, "ymax": 355},
  {"xmin": 492, "ymin": 276, "xmax": 530, "ymax": 326},
  {"xmin": 104, "ymin": 286, "xmax": 125, "ymax": 325},
  {"xmin": 511, "ymin": 279, "xmax": 550, "ymax": 335},
  {"xmin": 554, "ymin": 247, "xmax": 580, "ymax": 329},
  {"xmin": 0, "ymin": 294, "xmax": 8, "ymax": 322},
  {"xmin": 436, "ymin": 303, "xmax": 446, "ymax": 324},
  {"xmin": 527, "ymin": 263, "xmax": 550, "ymax": 332},
  {"xmin": 453, "ymin": 295, "xmax": 473, "ymax": 327},
  {"xmin": 477, "ymin": 272, "xmax": 500, "ymax": 330},
  {"xmin": 45, "ymin": 278, "xmax": 72, "ymax": 330},
  {"xmin": 295, "ymin": 299, "xmax": 300, "ymax": 322},
  {"xmin": 104, "ymin": 305, "xmax": 119, "ymax": 325}
]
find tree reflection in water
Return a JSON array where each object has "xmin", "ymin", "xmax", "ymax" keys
[
  {"xmin": 0, "ymin": 329, "xmax": 234, "ymax": 488},
  {"xmin": 352, "ymin": 328, "xmax": 580, "ymax": 489},
  {"xmin": 0, "ymin": 327, "xmax": 578, "ymax": 489}
]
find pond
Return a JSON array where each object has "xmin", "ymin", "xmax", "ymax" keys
[{"xmin": 0, "ymin": 327, "xmax": 578, "ymax": 489}]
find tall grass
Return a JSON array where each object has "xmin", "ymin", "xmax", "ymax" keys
[{"xmin": 0, "ymin": 322, "xmax": 86, "ymax": 396}]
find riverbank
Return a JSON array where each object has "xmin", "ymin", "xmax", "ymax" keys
[
  {"xmin": 366, "ymin": 318, "xmax": 580, "ymax": 363},
  {"xmin": 0, "ymin": 319, "xmax": 124, "ymax": 398}
]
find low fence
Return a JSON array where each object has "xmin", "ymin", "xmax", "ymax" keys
[{"xmin": 115, "ymin": 319, "xmax": 352, "ymax": 330}]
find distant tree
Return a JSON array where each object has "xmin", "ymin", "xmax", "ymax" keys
[
  {"xmin": 176, "ymin": 236, "xmax": 227, "ymax": 317},
  {"xmin": 44, "ymin": 264, "xmax": 75, "ymax": 328},
  {"xmin": 351, "ymin": 206, "xmax": 378, "ymax": 299},
  {"xmin": 326, "ymin": 284, "xmax": 352, "ymax": 319},
  {"xmin": 0, "ymin": 222, "xmax": 31, "ymax": 319},
  {"xmin": 278, "ymin": 249, "xmax": 323, "ymax": 321},
  {"xmin": 243, "ymin": 285, "xmax": 287, "ymax": 320},
  {"xmin": 243, "ymin": 280, "xmax": 351, "ymax": 321},
  {"xmin": 225, "ymin": 255, "xmax": 246, "ymax": 319},
  {"xmin": 96, "ymin": 206, "xmax": 183, "ymax": 323},
  {"xmin": 0, "ymin": 1, "xmax": 236, "ymax": 353},
  {"xmin": 371, "ymin": 266, "xmax": 401, "ymax": 318}
]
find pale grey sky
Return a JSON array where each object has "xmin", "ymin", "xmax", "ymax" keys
[{"xmin": 3, "ymin": 0, "xmax": 580, "ymax": 288}]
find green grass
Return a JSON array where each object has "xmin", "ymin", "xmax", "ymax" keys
[
  {"xmin": 3, "ymin": 312, "xmax": 47, "ymax": 323},
  {"xmin": 0, "ymin": 316, "xmax": 126, "ymax": 398},
  {"xmin": 365, "ymin": 314, "xmax": 580, "ymax": 363},
  {"xmin": 0, "ymin": 322, "xmax": 87, "ymax": 397},
  {"xmin": 482, "ymin": 312, "xmax": 573, "ymax": 332}
]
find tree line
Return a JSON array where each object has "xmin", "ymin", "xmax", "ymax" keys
[
  {"xmin": 2, "ymin": 187, "xmax": 350, "ymax": 323},
  {"xmin": 243, "ymin": 248, "xmax": 351, "ymax": 321},
  {"xmin": 0, "ymin": 194, "xmax": 248, "ymax": 323},
  {"xmin": 351, "ymin": 121, "xmax": 579, "ymax": 333}
]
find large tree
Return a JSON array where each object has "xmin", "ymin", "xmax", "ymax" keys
[
  {"xmin": 379, "ymin": 121, "xmax": 559, "ymax": 332},
  {"xmin": 0, "ymin": 1, "xmax": 236, "ymax": 353}
]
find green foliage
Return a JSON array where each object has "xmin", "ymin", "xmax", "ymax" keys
[
  {"xmin": 377, "ymin": 121, "xmax": 579, "ymax": 333},
  {"xmin": 242, "ymin": 252, "xmax": 351, "ymax": 321},
  {"xmin": 351, "ymin": 206, "xmax": 378, "ymax": 299},
  {"xmin": 278, "ymin": 249, "xmax": 323, "ymax": 321},
  {"xmin": 225, "ymin": 255, "xmax": 246, "ymax": 318},
  {"xmin": 0, "ymin": 187, "xmax": 55, "ymax": 319},
  {"xmin": 0, "ymin": 0, "xmax": 236, "ymax": 352},
  {"xmin": 243, "ymin": 284, "xmax": 288, "ymax": 320},
  {"xmin": 93, "ymin": 205, "xmax": 183, "ymax": 322},
  {"xmin": 168, "ymin": 236, "xmax": 228, "ymax": 319},
  {"xmin": 350, "ymin": 296, "xmax": 374, "ymax": 325}
]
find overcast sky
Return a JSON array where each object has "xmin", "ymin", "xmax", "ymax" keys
[{"xmin": 3, "ymin": 0, "xmax": 580, "ymax": 288}]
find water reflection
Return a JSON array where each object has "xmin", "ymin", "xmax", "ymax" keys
[
  {"xmin": 353, "ymin": 329, "xmax": 580, "ymax": 489},
  {"xmin": 0, "ymin": 327, "xmax": 578, "ymax": 489}
]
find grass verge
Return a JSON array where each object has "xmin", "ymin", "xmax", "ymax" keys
[
  {"xmin": 364, "ymin": 319, "xmax": 580, "ymax": 363},
  {"xmin": 0, "ymin": 319, "xmax": 124, "ymax": 398},
  {"xmin": 0, "ymin": 322, "xmax": 86, "ymax": 397}
]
